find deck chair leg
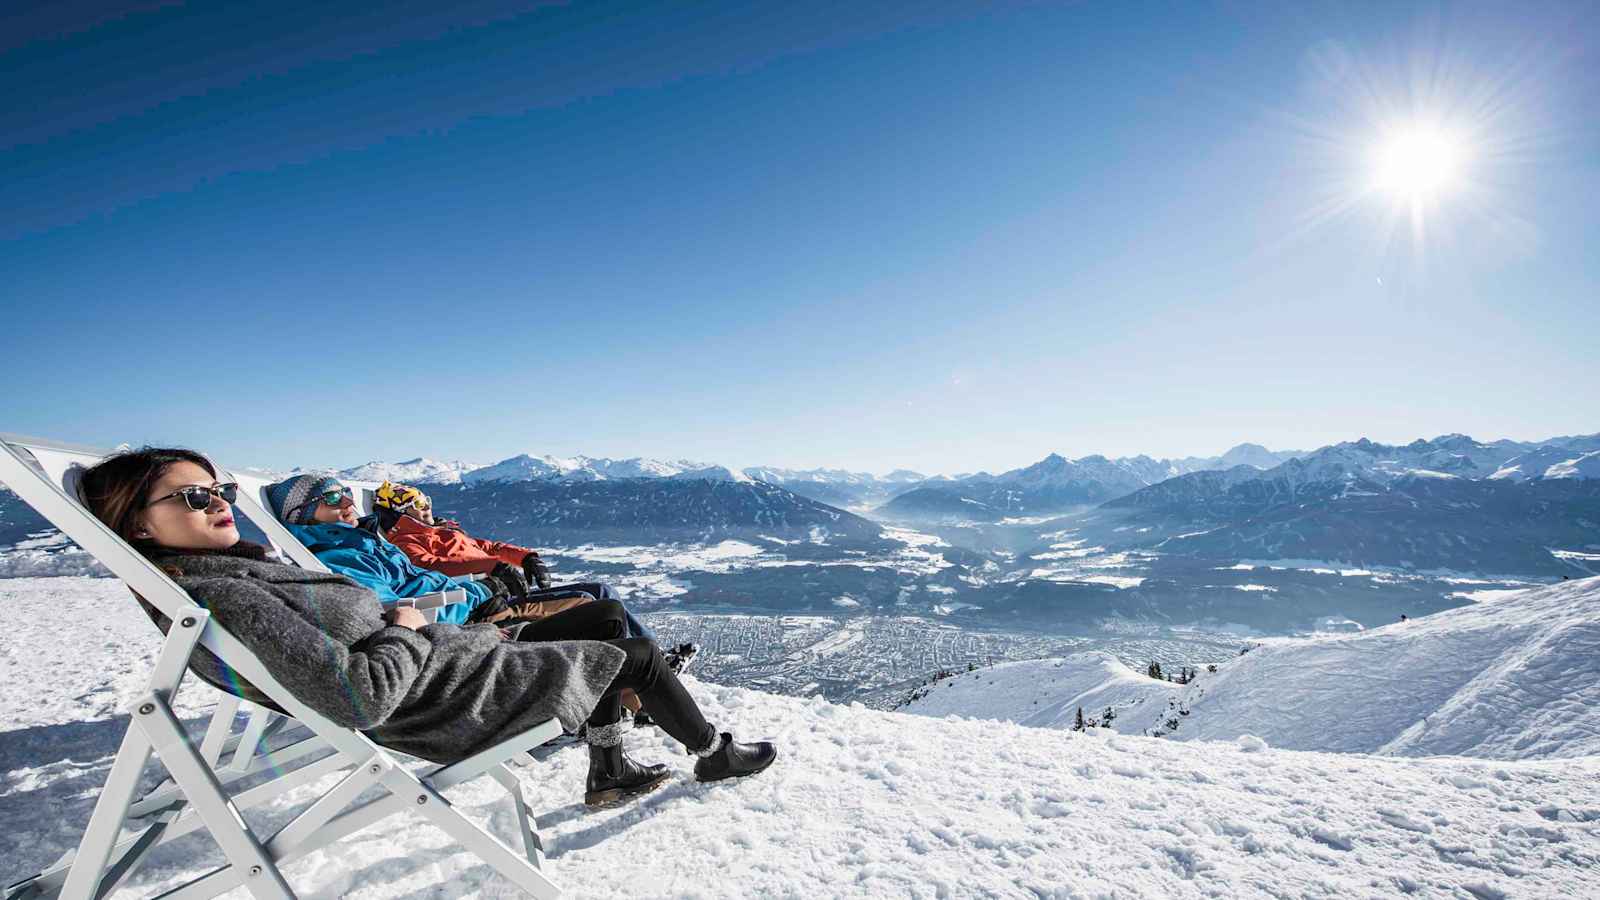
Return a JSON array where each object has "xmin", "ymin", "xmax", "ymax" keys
[
  {"xmin": 490, "ymin": 764, "xmax": 547, "ymax": 869},
  {"xmin": 137, "ymin": 696, "xmax": 294, "ymax": 900},
  {"xmin": 264, "ymin": 755, "xmax": 387, "ymax": 855},
  {"xmin": 52, "ymin": 726, "xmax": 155, "ymax": 900},
  {"xmin": 129, "ymin": 721, "xmax": 320, "ymax": 821},
  {"xmin": 379, "ymin": 769, "xmax": 561, "ymax": 900},
  {"xmin": 154, "ymin": 794, "xmax": 411, "ymax": 900},
  {"xmin": 197, "ymin": 695, "xmax": 243, "ymax": 766},
  {"xmin": 79, "ymin": 808, "xmax": 179, "ymax": 900},
  {"xmin": 18, "ymin": 749, "xmax": 350, "ymax": 900},
  {"xmin": 225, "ymin": 707, "xmax": 279, "ymax": 773},
  {"xmin": 129, "ymin": 695, "xmax": 244, "ymax": 819},
  {"xmin": 53, "ymin": 605, "xmax": 212, "ymax": 900}
]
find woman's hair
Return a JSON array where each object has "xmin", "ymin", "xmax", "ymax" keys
[{"xmin": 80, "ymin": 447, "xmax": 217, "ymax": 548}]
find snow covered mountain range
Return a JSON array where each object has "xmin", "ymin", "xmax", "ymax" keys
[
  {"xmin": 284, "ymin": 432, "xmax": 1598, "ymax": 524},
  {"xmin": 319, "ymin": 454, "xmax": 752, "ymax": 486},
  {"xmin": 902, "ymin": 575, "xmax": 1600, "ymax": 760},
  {"xmin": 1070, "ymin": 433, "xmax": 1600, "ymax": 576},
  {"xmin": 878, "ymin": 443, "xmax": 1304, "ymax": 521},
  {"xmin": 882, "ymin": 433, "xmax": 1600, "ymax": 523},
  {"xmin": 3, "ymin": 429, "xmax": 1597, "ymax": 628},
  {"xmin": 327, "ymin": 455, "xmax": 928, "ymax": 492}
]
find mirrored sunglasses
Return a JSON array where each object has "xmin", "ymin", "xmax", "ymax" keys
[{"xmin": 318, "ymin": 486, "xmax": 353, "ymax": 506}]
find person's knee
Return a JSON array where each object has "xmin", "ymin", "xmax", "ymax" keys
[
  {"xmin": 577, "ymin": 582, "xmax": 616, "ymax": 599},
  {"xmin": 591, "ymin": 599, "xmax": 628, "ymax": 638},
  {"xmin": 615, "ymin": 637, "xmax": 665, "ymax": 684}
]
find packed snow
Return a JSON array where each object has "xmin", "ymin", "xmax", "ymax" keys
[
  {"xmin": 904, "ymin": 577, "xmax": 1600, "ymax": 761},
  {"xmin": 0, "ymin": 532, "xmax": 108, "ymax": 578},
  {"xmin": 3, "ymin": 577, "xmax": 1598, "ymax": 898}
]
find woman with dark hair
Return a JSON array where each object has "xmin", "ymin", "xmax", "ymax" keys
[{"xmin": 80, "ymin": 447, "xmax": 776, "ymax": 807}]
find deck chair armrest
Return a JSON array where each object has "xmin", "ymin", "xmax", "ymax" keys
[{"xmin": 383, "ymin": 589, "xmax": 467, "ymax": 612}]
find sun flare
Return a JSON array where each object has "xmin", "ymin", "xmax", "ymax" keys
[{"xmin": 1373, "ymin": 125, "xmax": 1465, "ymax": 200}]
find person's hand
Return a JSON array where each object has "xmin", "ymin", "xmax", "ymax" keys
[
  {"xmin": 385, "ymin": 606, "xmax": 429, "ymax": 631},
  {"xmin": 522, "ymin": 552, "xmax": 552, "ymax": 591},
  {"xmin": 490, "ymin": 562, "xmax": 530, "ymax": 599},
  {"xmin": 499, "ymin": 627, "xmax": 515, "ymax": 641}
]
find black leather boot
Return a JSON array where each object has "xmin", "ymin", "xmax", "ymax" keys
[
  {"xmin": 693, "ymin": 732, "xmax": 777, "ymax": 783},
  {"xmin": 585, "ymin": 743, "xmax": 670, "ymax": 808}
]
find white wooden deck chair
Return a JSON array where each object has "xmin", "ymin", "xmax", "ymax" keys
[
  {"xmin": 0, "ymin": 434, "xmax": 565, "ymax": 900},
  {"xmin": 222, "ymin": 472, "xmax": 465, "ymax": 625}
]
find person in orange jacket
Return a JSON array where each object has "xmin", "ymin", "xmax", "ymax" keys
[{"xmin": 371, "ymin": 481, "xmax": 666, "ymax": 644}]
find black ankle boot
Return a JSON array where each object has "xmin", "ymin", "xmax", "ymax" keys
[
  {"xmin": 585, "ymin": 744, "xmax": 670, "ymax": 808},
  {"xmin": 693, "ymin": 732, "xmax": 777, "ymax": 783}
]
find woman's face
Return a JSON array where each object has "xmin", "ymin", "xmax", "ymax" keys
[
  {"xmin": 137, "ymin": 461, "xmax": 240, "ymax": 551},
  {"xmin": 311, "ymin": 486, "xmax": 359, "ymax": 526}
]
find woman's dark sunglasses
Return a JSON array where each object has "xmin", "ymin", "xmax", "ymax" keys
[{"xmin": 149, "ymin": 482, "xmax": 239, "ymax": 511}]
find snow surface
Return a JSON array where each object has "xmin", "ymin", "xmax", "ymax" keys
[
  {"xmin": 3, "ymin": 577, "xmax": 1598, "ymax": 898},
  {"xmin": 904, "ymin": 577, "xmax": 1600, "ymax": 762},
  {"xmin": 0, "ymin": 532, "xmax": 108, "ymax": 577}
]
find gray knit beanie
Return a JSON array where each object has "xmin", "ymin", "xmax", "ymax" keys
[{"xmin": 266, "ymin": 474, "xmax": 343, "ymax": 525}]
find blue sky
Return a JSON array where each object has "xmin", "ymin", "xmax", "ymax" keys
[{"xmin": 2, "ymin": 1, "xmax": 1596, "ymax": 476}]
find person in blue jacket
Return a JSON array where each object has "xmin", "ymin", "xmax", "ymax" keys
[{"xmin": 265, "ymin": 474, "xmax": 496, "ymax": 625}]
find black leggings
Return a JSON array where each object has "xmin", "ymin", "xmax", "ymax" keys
[{"xmin": 517, "ymin": 600, "xmax": 715, "ymax": 752}]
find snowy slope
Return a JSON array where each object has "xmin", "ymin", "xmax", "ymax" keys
[
  {"xmin": 904, "ymin": 577, "xmax": 1600, "ymax": 760},
  {"xmin": 899, "ymin": 654, "xmax": 1182, "ymax": 732},
  {"xmin": 3, "ymin": 578, "xmax": 1598, "ymax": 899},
  {"xmin": 1544, "ymin": 449, "xmax": 1600, "ymax": 480}
]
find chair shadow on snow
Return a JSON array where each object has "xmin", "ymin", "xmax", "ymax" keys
[
  {"xmin": 0, "ymin": 714, "xmax": 200, "ymax": 880},
  {"xmin": 259, "ymin": 786, "xmax": 537, "ymax": 899},
  {"xmin": 0, "ymin": 711, "xmax": 331, "ymax": 887},
  {"xmin": 540, "ymin": 776, "xmax": 703, "ymax": 858}
]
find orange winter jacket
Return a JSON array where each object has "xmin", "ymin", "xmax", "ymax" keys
[{"xmin": 384, "ymin": 513, "xmax": 536, "ymax": 578}]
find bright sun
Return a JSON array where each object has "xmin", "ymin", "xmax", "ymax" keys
[{"xmin": 1373, "ymin": 124, "xmax": 1465, "ymax": 199}]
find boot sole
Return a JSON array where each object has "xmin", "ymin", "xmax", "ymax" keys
[
  {"xmin": 696, "ymin": 749, "xmax": 777, "ymax": 784},
  {"xmin": 583, "ymin": 771, "xmax": 671, "ymax": 809}
]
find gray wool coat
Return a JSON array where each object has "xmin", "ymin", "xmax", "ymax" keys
[{"xmin": 148, "ymin": 545, "xmax": 626, "ymax": 764}]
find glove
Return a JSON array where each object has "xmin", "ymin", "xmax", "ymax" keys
[
  {"xmin": 490, "ymin": 562, "xmax": 530, "ymax": 599},
  {"xmin": 465, "ymin": 590, "xmax": 511, "ymax": 625},
  {"xmin": 522, "ymin": 552, "xmax": 552, "ymax": 591},
  {"xmin": 478, "ymin": 573, "xmax": 509, "ymax": 602}
]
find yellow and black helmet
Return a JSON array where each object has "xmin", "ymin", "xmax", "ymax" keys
[{"xmin": 374, "ymin": 480, "xmax": 431, "ymax": 513}]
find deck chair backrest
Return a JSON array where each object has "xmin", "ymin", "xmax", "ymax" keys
[
  {"xmin": 0, "ymin": 436, "xmax": 363, "ymax": 745},
  {"xmin": 3, "ymin": 437, "xmax": 202, "ymax": 626},
  {"xmin": 349, "ymin": 483, "xmax": 378, "ymax": 517},
  {"xmin": 6, "ymin": 442, "xmax": 289, "ymax": 711}
]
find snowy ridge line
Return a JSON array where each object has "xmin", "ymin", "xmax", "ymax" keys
[
  {"xmin": 903, "ymin": 576, "xmax": 1600, "ymax": 761},
  {"xmin": 2, "ymin": 577, "xmax": 1598, "ymax": 897}
]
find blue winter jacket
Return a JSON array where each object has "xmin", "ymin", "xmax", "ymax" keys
[{"xmin": 283, "ymin": 521, "xmax": 492, "ymax": 625}]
